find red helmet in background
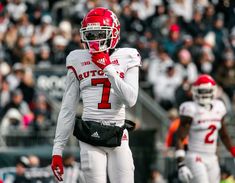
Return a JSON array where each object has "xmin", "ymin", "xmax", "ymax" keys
[
  {"xmin": 80, "ymin": 7, "xmax": 120, "ymax": 53},
  {"xmin": 192, "ymin": 74, "xmax": 217, "ymax": 105}
]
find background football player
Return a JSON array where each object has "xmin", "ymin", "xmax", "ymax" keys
[
  {"xmin": 50, "ymin": 7, "xmax": 141, "ymax": 183},
  {"xmin": 175, "ymin": 74, "xmax": 235, "ymax": 183}
]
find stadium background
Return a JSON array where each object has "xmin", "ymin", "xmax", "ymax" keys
[{"xmin": 0, "ymin": 0, "xmax": 235, "ymax": 182}]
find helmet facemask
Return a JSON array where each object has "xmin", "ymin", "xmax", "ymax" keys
[
  {"xmin": 192, "ymin": 84, "xmax": 216, "ymax": 106},
  {"xmin": 80, "ymin": 25, "xmax": 119, "ymax": 53}
]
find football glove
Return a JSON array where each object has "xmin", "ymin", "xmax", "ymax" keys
[
  {"xmin": 51, "ymin": 155, "xmax": 63, "ymax": 181},
  {"xmin": 91, "ymin": 51, "xmax": 111, "ymax": 70},
  {"xmin": 178, "ymin": 162, "xmax": 193, "ymax": 183}
]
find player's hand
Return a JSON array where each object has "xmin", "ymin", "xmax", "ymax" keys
[
  {"xmin": 178, "ymin": 163, "xmax": 193, "ymax": 183},
  {"xmin": 91, "ymin": 51, "xmax": 111, "ymax": 70},
  {"xmin": 51, "ymin": 155, "xmax": 64, "ymax": 181},
  {"xmin": 230, "ymin": 147, "xmax": 235, "ymax": 157}
]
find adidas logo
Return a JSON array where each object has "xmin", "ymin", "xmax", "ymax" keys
[
  {"xmin": 91, "ymin": 131, "xmax": 100, "ymax": 138},
  {"xmin": 122, "ymin": 134, "xmax": 128, "ymax": 140},
  {"xmin": 97, "ymin": 58, "xmax": 106, "ymax": 65}
]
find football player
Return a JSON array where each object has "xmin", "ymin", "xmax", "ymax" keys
[
  {"xmin": 175, "ymin": 74, "xmax": 235, "ymax": 183},
  {"xmin": 51, "ymin": 7, "xmax": 141, "ymax": 183}
]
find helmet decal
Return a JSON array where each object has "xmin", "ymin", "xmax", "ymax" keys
[{"xmin": 110, "ymin": 11, "xmax": 120, "ymax": 27}]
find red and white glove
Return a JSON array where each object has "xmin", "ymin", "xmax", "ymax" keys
[
  {"xmin": 230, "ymin": 147, "xmax": 235, "ymax": 157},
  {"xmin": 91, "ymin": 52, "xmax": 111, "ymax": 70},
  {"xmin": 51, "ymin": 155, "xmax": 63, "ymax": 181}
]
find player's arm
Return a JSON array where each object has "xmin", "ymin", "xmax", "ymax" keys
[
  {"xmin": 175, "ymin": 115, "xmax": 193, "ymax": 183},
  {"xmin": 52, "ymin": 69, "xmax": 80, "ymax": 155},
  {"xmin": 219, "ymin": 116, "xmax": 235, "ymax": 157},
  {"xmin": 104, "ymin": 65, "xmax": 139, "ymax": 107},
  {"xmin": 176, "ymin": 115, "xmax": 192, "ymax": 162},
  {"xmin": 51, "ymin": 69, "xmax": 80, "ymax": 181}
]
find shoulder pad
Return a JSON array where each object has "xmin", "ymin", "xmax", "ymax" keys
[
  {"xmin": 117, "ymin": 48, "xmax": 141, "ymax": 69},
  {"xmin": 66, "ymin": 49, "xmax": 90, "ymax": 67},
  {"xmin": 213, "ymin": 99, "xmax": 227, "ymax": 116},
  {"xmin": 179, "ymin": 101, "xmax": 196, "ymax": 118}
]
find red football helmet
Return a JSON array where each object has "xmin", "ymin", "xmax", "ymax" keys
[
  {"xmin": 192, "ymin": 74, "xmax": 216, "ymax": 105},
  {"xmin": 80, "ymin": 7, "xmax": 120, "ymax": 53}
]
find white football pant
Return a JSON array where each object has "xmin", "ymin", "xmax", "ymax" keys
[
  {"xmin": 185, "ymin": 151, "xmax": 220, "ymax": 183},
  {"xmin": 79, "ymin": 130, "xmax": 134, "ymax": 183}
]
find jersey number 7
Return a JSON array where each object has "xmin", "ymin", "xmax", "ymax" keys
[{"xmin": 91, "ymin": 78, "xmax": 111, "ymax": 109}]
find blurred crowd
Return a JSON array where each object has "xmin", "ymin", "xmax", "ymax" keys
[
  {"xmin": 0, "ymin": 0, "xmax": 234, "ymax": 144},
  {"xmin": 0, "ymin": 153, "xmax": 85, "ymax": 183},
  {"xmin": 0, "ymin": 0, "xmax": 235, "ymax": 182}
]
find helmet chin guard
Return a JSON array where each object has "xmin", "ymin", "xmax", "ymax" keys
[
  {"xmin": 80, "ymin": 7, "xmax": 120, "ymax": 53},
  {"xmin": 192, "ymin": 74, "xmax": 216, "ymax": 106}
]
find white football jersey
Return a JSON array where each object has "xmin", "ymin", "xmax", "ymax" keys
[
  {"xmin": 179, "ymin": 100, "xmax": 227, "ymax": 154},
  {"xmin": 66, "ymin": 48, "xmax": 141, "ymax": 121}
]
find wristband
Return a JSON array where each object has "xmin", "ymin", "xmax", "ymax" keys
[
  {"xmin": 178, "ymin": 161, "xmax": 185, "ymax": 168},
  {"xmin": 175, "ymin": 149, "xmax": 186, "ymax": 159}
]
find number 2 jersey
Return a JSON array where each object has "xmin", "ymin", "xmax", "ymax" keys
[
  {"xmin": 179, "ymin": 100, "xmax": 227, "ymax": 154},
  {"xmin": 53, "ymin": 48, "xmax": 141, "ymax": 155}
]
